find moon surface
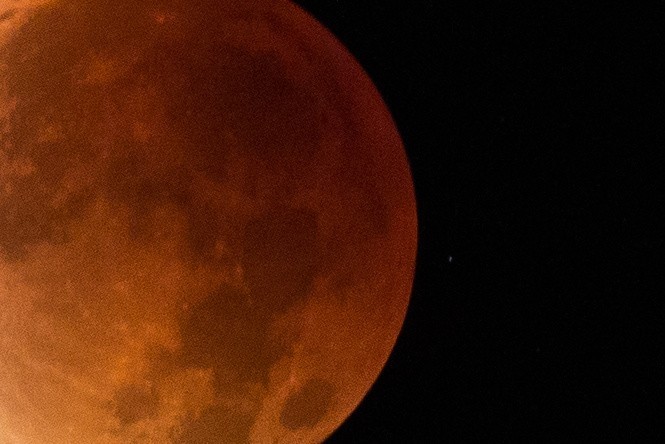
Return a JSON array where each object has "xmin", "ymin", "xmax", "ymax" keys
[{"xmin": 0, "ymin": 1, "xmax": 417, "ymax": 442}]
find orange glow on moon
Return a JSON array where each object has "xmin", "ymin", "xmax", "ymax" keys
[{"xmin": 0, "ymin": 1, "xmax": 417, "ymax": 442}]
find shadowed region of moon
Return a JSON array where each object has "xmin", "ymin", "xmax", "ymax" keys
[
  {"xmin": 242, "ymin": 208, "xmax": 320, "ymax": 316},
  {"xmin": 201, "ymin": 48, "xmax": 325, "ymax": 167},
  {"xmin": 280, "ymin": 379, "xmax": 336, "ymax": 430},
  {"xmin": 0, "ymin": 0, "xmax": 417, "ymax": 442},
  {"xmin": 112, "ymin": 384, "xmax": 161, "ymax": 426},
  {"xmin": 178, "ymin": 284, "xmax": 287, "ymax": 385},
  {"xmin": 175, "ymin": 405, "xmax": 255, "ymax": 444}
]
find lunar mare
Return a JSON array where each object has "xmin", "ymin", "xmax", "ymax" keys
[{"xmin": 0, "ymin": 1, "xmax": 417, "ymax": 443}]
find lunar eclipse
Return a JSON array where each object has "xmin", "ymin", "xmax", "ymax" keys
[{"xmin": 0, "ymin": 0, "xmax": 417, "ymax": 442}]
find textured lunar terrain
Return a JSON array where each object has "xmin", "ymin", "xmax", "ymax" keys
[{"xmin": 0, "ymin": 1, "xmax": 417, "ymax": 442}]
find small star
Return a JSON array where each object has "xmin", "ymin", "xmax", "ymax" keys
[{"xmin": 448, "ymin": 256, "xmax": 453, "ymax": 263}]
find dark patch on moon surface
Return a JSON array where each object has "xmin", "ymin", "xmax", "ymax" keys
[
  {"xmin": 183, "ymin": 200, "xmax": 225, "ymax": 261},
  {"xmin": 112, "ymin": 383, "xmax": 160, "ymax": 426},
  {"xmin": 0, "ymin": 9, "xmax": 17, "ymax": 22},
  {"xmin": 174, "ymin": 404, "xmax": 254, "ymax": 444},
  {"xmin": 280, "ymin": 378, "xmax": 336, "ymax": 430},
  {"xmin": 179, "ymin": 283, "xmax": 291, "ymax": 387},
  {"xmin": 215, "ymin": 47, "xmax": 324, "ymax": 171},
  {"xmin": 242, "ymin": 207, "xmax": 320, "ymax": 317},
  {"xmin": 176, "ymin": 206, "xmax": 321, "ymax": 439},
  {"xmin": 0, "ymin": 180, "xmax": 91, "ymax": 261}
]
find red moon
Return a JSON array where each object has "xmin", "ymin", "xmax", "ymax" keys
[{"xmin": 0, "ymin": 1, "xmax": 417, "ymax": 442}]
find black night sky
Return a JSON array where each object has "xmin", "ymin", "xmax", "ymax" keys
[{"xmin": 295, "ymin": 2, "xmax": 662, "ymax": 442}]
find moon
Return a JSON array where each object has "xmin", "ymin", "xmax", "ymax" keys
[{"xmin": 0, "ymin": 1, "xmax": 417, "ymax": 442}]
